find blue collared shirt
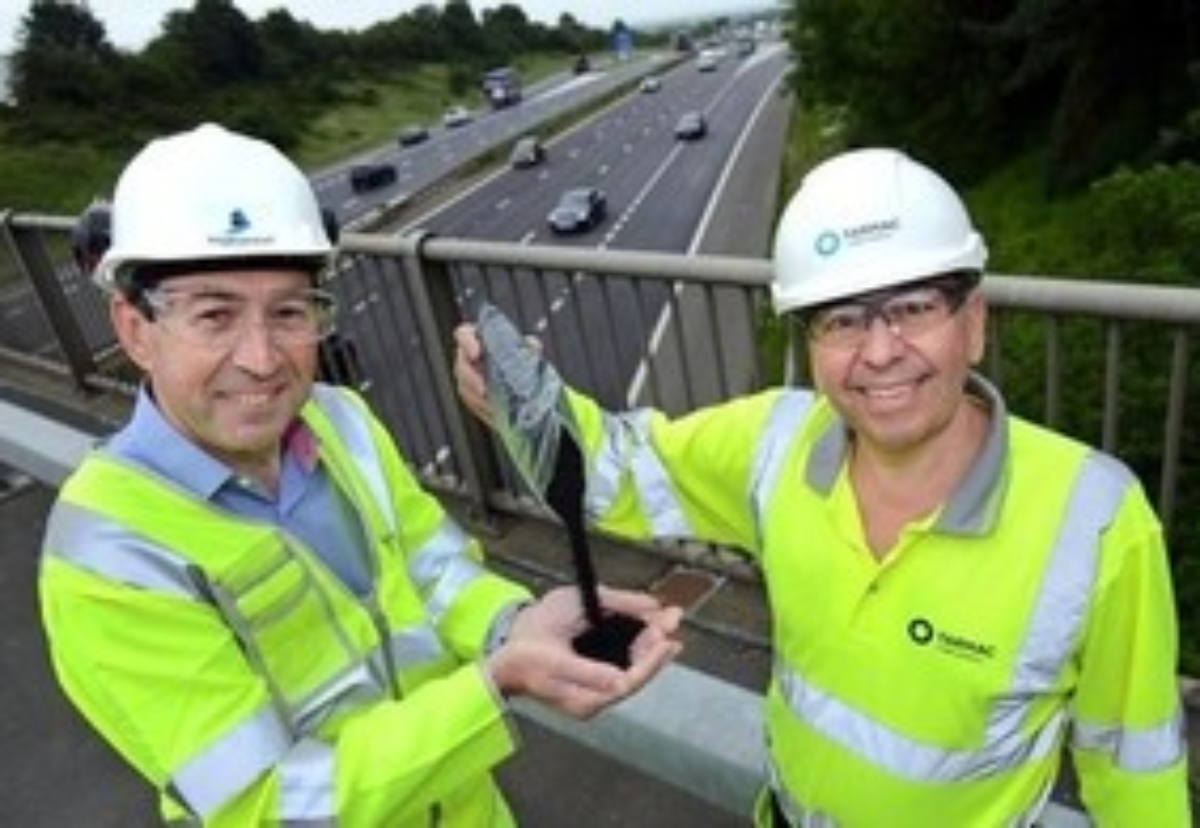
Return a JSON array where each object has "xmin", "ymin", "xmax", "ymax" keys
[{"xmin": 105, "ymin": 385, "xmax": 372, "ymax": 594}]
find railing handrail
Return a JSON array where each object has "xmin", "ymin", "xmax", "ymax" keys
[{"xmin": 347, "ymin": 230, "xmax": 1200, "ymax": 321}]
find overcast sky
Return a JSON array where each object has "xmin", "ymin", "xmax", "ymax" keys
[{"xmin": 1, "ymin": 0, "xmax": 776, "ymax": 52}]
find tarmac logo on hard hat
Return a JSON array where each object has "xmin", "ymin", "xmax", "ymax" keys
[
  {"xmin": 842, "ymin": 217, "xmax": 900, "ymax": 246},
  {"xmin": 814, "ymin": 230, "xmax": 840, "ymax": 257}
]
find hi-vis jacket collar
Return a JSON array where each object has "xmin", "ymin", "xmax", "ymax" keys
[{"xmin": 805, "ymin": 371, "xmax": 1008, "ymax": 536}]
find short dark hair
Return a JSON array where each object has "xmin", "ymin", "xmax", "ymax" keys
[{"xmin": 70, "ymin": 200, "xmax": 111, "ymax": 276}]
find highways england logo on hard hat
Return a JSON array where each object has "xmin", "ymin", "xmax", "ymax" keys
[
  {"xmin": 209, "ymin": 208, "xmax": 273, "ymax": 247},
  {"xmin": 227, "ymin": 208, "xmax": 251, "ymax": 234}
]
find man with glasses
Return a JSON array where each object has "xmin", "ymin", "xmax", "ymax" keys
[
  {"xmin": 39, "ymin": 123, "xmax": 682, "ymax": 826},
  {"xmin": 454, "ymin": 148, "xmax": 1190, "ymax": 824}
]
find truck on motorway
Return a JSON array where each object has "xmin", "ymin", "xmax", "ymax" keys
[{"xmin": 482, "ymin": 66, "xmax": 522, "ymax": 109}]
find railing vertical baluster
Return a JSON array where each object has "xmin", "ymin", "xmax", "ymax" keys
[
  {"xmin": 1160, "ymin": 330, "xmax": 1189, "ymax": 536},
  {"xmin": 1102, "ymin": 321, "xmax": 1122, "ymax": 453},
  {"xmin": 1045, "ymin": 316, "xmax": 1062, "ymax": 427}
]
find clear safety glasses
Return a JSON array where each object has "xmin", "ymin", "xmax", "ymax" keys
[
  {"xmin": 140, "ymin": 286, "xmax": 337, "ymax": 350},
  {"xmin": 799, "ymin": 276, "xmax": 977, "ymax": 350}
]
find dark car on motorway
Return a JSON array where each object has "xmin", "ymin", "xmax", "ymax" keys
[
  {"xmin": 398, "ymin": 125, "xmax": 430, "ymax": 147},
  {"xmin": 674, "ymin": 110, "xmax": 708, "ymax": 141},
  {"xmin": 547, "ymin": 186, "xmax": 607, "ymax": 234},
  {"xmin": 509, "ymin": 134, "xmax": 546, "ymax": 169},
  {"xmin": 348, "ymin": 162, "xmax": 397, "ymax": 193}
]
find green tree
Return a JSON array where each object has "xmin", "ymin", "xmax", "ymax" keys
[
  {"xmin": 440, "ymin": 0, "xmax": 486, "ymax": 62},
  {"xmin": 1084, "ymin": 162, "xmax": 1200, "ymax": 282},
  {"xmin": 363, "ymin": 5, "xmax": 446, "ymax": 69},
  {"xmin": 1044, "ymin": 0, "xmax": 1197, "ymax": 190},
  {"xmin": 792, "ymin": 0, "xmax": 1015, "ymax": 181},
  {"xmin": 156, "ymin": 0, "xmax": 264, "ymax": 86},
  {"xmin": 791, "ymin": 0, "xmax": 1200, "ymax": 189},
  {"xmin": 553, "ymin": 13, "xmax": 593, "ymax": 54},
  {"xmin": 257, "ymin": 9, "xmax": 331, "ymax": 83},
  {"xmin": 480, "ymin": 4, "xmax": 531, "ymax": 61},
  {"xmin": 10, "ymin": 0, "xmax": 117, "ymax": 111}
]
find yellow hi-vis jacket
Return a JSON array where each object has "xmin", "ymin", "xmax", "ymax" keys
[
  {"xmin": 551, "ymin": 373, "xmax": 1189, "ymax": 826},
  {"xmin": 40, "ymin": 385, "xmax": 532, "ymax": 826}
]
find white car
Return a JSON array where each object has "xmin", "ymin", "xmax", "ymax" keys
[
  {"xmin": 697, "ymin": 49, "xmax": 721, "ymax": 71},
  {"xmin": 674, "ymin": 111, "xmax": 708, "ymax": 141},
  {"xmin": 443, "ymin": 105, "xmax": 473, "ymax": 129},
  {"xmin": 640, "ymin": 75, "xmax": 663, "ymax": 93}
]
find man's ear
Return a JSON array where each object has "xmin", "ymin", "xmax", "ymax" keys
[{"xmin": 110, "ymin": 294, "xmax": 155, "ymax": 372}]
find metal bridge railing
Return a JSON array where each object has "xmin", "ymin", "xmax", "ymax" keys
[{"xmin": 4, "ymin": 211, "xmax": 1200, "ymax": 562}]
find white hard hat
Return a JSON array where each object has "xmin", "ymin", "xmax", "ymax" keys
[
  {"xmin": 94, "ymin": 122, "xmax": 332, "ymax": 293},
  {"xmin": 771, "ymin": 147, "xmax": 987, "ymax": 314}
]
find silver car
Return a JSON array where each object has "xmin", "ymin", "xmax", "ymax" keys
[
  {"xmin": 510, "ymin": 135, "xmax": 546, "ymax": 169},
  {"xmin": 674, "ymin": 111, "xmax": 708, "ymax": 141}
]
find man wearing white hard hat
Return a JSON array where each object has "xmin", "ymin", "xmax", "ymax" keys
[
  {"xmin": 454, "ymin": 148, "xmax": 1190, "ymax": 825},
  {"xmin": 39, "ymin": 123, "xmax": 682, "ymax": 826}
]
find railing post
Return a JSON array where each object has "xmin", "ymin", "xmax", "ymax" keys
[
  {"xmin": 400, "ymin": 231, "xmax": 505, "ymax": 527},
  {"xmin": 0, "ymin": 211, "xmax": 100, "ymax": 391}
]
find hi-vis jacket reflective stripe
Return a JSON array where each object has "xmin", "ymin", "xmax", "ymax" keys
[
  {"xmin": 40, "ymin": 385, "xmax": 531, "ymax": 826},
  {"xmin": 555, "ymin": 373, "xmax": 1189, "ymax": 826}
]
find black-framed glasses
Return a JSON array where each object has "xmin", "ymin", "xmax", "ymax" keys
[
  {"xmin": 140, "ymin": 286, "xmax": 337, "ymax": 350},
  {"xmin": 799, "ymin": 275, "xmax": 978, "ymax": 350}
]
